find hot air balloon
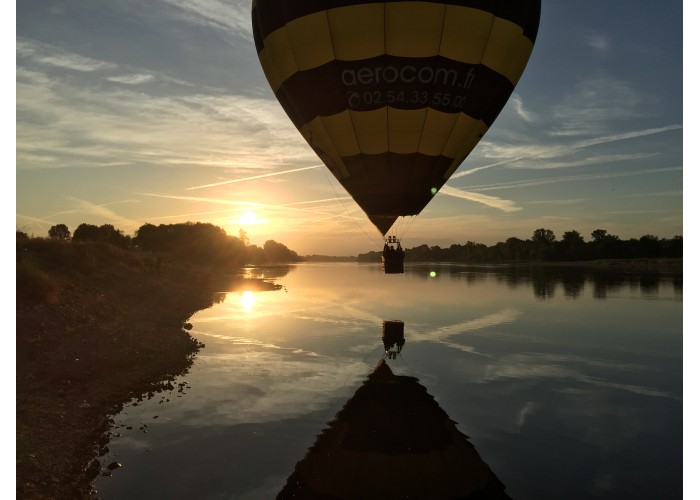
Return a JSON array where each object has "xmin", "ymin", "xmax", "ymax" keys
[{"xmin": 252, "ymin": 0, "xmax": 540, "ymax": 267}]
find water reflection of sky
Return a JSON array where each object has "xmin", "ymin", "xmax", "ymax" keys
[{"xmin": 97, "ymin": 263, "xmax": 681, "ymax": 500}]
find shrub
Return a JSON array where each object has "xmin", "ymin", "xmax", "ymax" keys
[{"xmin": 16, "ymin": 259, "xmax": 61, "ymax": 303}]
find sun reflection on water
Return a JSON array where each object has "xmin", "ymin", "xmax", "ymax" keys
[{"xmin": 239, "ymin": 291, "xmax": 256, "ymax": 312}]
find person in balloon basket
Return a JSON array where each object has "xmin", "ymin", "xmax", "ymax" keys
[{"xmin": 383, "ymin": 241, "xmax": 404, "ymax": 261}]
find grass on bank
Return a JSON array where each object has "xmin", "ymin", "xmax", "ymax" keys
[{"xmin": 16, "ymin": 238, "xmax": 158, "ymax": 303}]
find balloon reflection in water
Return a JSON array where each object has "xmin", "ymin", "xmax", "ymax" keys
[{"xmin": 278, "ymin": 321, "xmax": 509, "ymax": 499}]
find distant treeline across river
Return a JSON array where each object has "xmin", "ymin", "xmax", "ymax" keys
[{"xmin": 356, "ymin": 228, "xmax": 682, "ymax": 264}]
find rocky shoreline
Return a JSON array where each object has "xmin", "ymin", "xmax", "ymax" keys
[{"xmin": 16, "ymin": 256, "xmax": 280, "ymax": 499}]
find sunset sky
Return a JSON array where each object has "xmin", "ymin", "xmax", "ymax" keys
[{"xmin": 15, "ymin": 1, "xmax": 683, "ymax": 256}]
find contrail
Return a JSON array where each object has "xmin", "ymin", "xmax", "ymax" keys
[
  {"xmin": 451, "ymin": 124, "xmax": 682, "ymax": 179},
  {"xmin": 465, "ymin": 166, "xmax": 682, "ymax": 192},
  {"xmin": 139, "ymin": 192, "xmax": 354, "ymax": 217},
  {"xmin": 186, "ymin": 164, "xmax": 325, "ymax": 190},
  {"xmin": 439, "ymin": 185, "xmax": 522, "ymax": 212},
  {"xmin": 280, "ymin": 197, "xmax": 352, "ymax": 206}
]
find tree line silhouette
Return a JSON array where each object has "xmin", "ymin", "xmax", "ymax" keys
[
  {"xmin": 17, "ymin": 222, "xmax": 302, "ymax": 266},
  {"xmin": 17, "ymin": 224, "xmax": 682, "ymax": 264},
  {"xmin": 358, "ymin": 228, "xmax": 682, "ymax": 263}
]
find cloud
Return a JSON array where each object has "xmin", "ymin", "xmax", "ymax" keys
[
  {"xmin": 18, "ymin": 199, "xmax": 141, "ymax": 233},
  {"xmin": 530, "ymin": 198, "xmax": 587, "ymax": 205},
  {"xmin": 105, "ymin": 73, "xmax": 155, "ymax": 85},
  {"xmin": 16, "ymin": 37, "xmax": 116, "ymax": 72},
  {"xmin": 15, "ymin": 214, "xmax": 58, "ymax": 234},
  {"xmin": 61, "ymin": 197, "xmax": 142, "ymax": 229},
  {"xmin": 16, "ymin": 64, "xmax": 312, "ymax": 171},
  {"xmin": 516, "ymin": 401, "xmax": 536, "ymax": 430},
  {"xmin": 483, "ymin": 352, "xmax": 678, "ymax": 399},
  {"xmin": 586, "ymin": 34, "xmax": 610, "ymax": 53},
  {"xmin": 16, "ymin": 33, "xmax": 311, "ymax": 173},
  {"xmin": 159, "ymin": 0, "xmax": 252, "ymax": 35},
  {"xmin": 511, "ymin": 94, "xmax": 536, "ymax": 123},
  {"xmin": 156, "ymin": 331, "xmax": 371, "ymax": 425},
  {"xmin": 551, "ymin": 76, "xmax": 653, "ymax": 136}
]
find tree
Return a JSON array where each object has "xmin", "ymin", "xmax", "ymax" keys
[
  {"xmin": 560, "ymin": 230, "xmax": 586, "ymax": 261},
  {"xmin": 72, "ymin": 223, "xmax": 101, "ymax": 242},
  {"xmin": 591, "ymin": 229, "xmax": 609, "ymax": 242},
  {"xmin": 98, "ymin": 224, "xmax": 130, "ymax": 248},
  {"xmin": 48, "ymin": 224, "xmax": 71, "ymax": 241},
  {"xmin": 664, "ymin": 235, "xmax": 682, "ymax": 258},
  {"xmin": 589, "ymin": 229, "xmax": 622, "ymax": 259},
  {"xmin": 263, "ymin": 240, "xmax": 301, "ymax": 263},
  {"xmin": 531, "ymin": 228, "xmax": 556, "ymax": 260},
  {"xmin": 637, "ymin": 234, "xmax": 662, "ymax": 258},
  {"xmin": 561, "ymin": 230, "xmax": 584, "ymax": 245},
  {"xmin": 504, "ymin": 237, "xmax": 529, "ymax": 261},
  {"xmin": 532, "ymin": 228, "xmax": 556, "ymax": 244},
  {"xmin": 133, "ymin": 223, "xmax": 163, "ymax": 251},
  {"xmin": 239, "ymin": 228, "xmax": 250, "ymax": 246},
  {"xmin": 72, "ymin": 223, "xmax": 130, "ymax": 247}
]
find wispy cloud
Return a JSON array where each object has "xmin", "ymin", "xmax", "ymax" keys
[
  {"xmin": 159, "ymin": 0, "xmax": 252, "ymax": 35},
  {"xmin": 15, "ymin": 214, "xmax": 58, "ymax": 234},
  {"xmin": 105, "ymin": 73, "xmax": 155, "ymax": 85},
  {"xmin": 551, "ymin": 76, "xmax": 651, "ymax": 136},
  {"xmin": 16, "ymin": 64, "xmax": 311, "ymax": 171},
  {"xmin": 484, "ymin": 352, "xmax": 678, "ymax": 399},
  {"xmin": 586, "ymin": 34, "xmax": 611, "ymax": 53},
  {"xmin": 62, "ymin": 197, "xmax": 142, "ymax": 229},
  {"xmin": 17, "ymin": 37, "xmax": 116, "ymax": 72},
  {"xmin": 530, "ymin": 198, "xmax": 587, "ymax": 205},
  {"xmin": 17, "ymin": 199, "xmax": 140, "ymax": 233},
  {"xmin": 511, "ymin": 94, "xmax": 536, "ymax": 123}
]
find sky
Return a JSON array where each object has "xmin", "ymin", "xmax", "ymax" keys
[{"xmin": 14, "ymin": 0, "xmax": 684, "ymax": 256}]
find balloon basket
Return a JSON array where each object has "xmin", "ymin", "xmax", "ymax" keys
[
  {"xmin": 382, "ymin": 236, "xmax": 404, "ymax": 274},
  {"xmin": 382, "ymin": 254, "xmax": 404, "ymax": 274}
]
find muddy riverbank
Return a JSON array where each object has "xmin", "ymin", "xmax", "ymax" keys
[{"xmin": 16, "ymin": 242, "xmax": 280, "ymax": 499}]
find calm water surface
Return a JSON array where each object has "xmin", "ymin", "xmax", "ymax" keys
[{"xmin": 95, "ymin": 263, "xmax": 682, "ymax": 500}]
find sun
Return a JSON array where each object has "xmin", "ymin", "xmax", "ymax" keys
[{"xmin": 238, "ymin": 210, "xmax": 259, "ymax": 226}]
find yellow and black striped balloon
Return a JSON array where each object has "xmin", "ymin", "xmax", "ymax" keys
[{"xmin": 252, "ymin": 0, "xmax": 540, "ymax": 235}]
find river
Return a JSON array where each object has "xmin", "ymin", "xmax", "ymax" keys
[{"xmin": 95, "ymin": 262, "xmax": 682, "ymax": 500}]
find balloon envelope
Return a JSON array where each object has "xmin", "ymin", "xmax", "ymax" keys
[{"xmin": 252, "ymin": 0, "xmax": 541, "ymax": 235}]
